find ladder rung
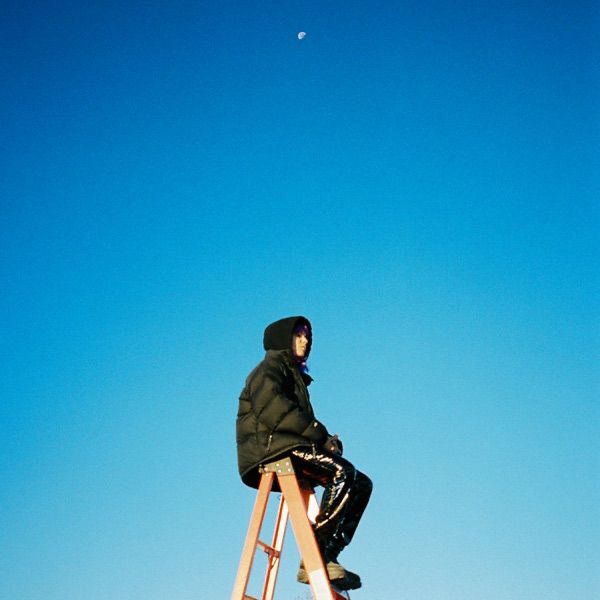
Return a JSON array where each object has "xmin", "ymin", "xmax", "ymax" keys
[
  {"xmin": 243, "ymin": 596, "xmax": 258, "ymax": 600},
  {"xmin": 256, "ymin": 539, "xmax": 280, "ymax": 558}
]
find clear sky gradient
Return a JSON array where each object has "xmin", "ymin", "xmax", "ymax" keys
[{"xmin": 1, "ymin": 1, "xmax": 599, "ymax": 599}]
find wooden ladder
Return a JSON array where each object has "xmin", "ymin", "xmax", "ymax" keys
[{"xmin": 231, "ymin": 457, "xmax": 350, "ymax": 600}]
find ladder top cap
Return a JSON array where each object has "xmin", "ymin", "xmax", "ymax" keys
[{"xmin": 260, "ymin": 457, "xmax": 295, "ymax": 475}]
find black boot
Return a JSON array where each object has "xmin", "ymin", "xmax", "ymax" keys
[{"xmin": 318, "ymin": 534, "xmax": 362, "ymax": 590}]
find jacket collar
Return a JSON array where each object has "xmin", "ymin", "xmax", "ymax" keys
[{"xmin": 266, "ymin": 349, "xmax": 314, "ymax": 386}]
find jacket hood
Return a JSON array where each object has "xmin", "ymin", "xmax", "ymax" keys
[{"xmin": 263, "ymin": 316, "xmax": 312, "ymax": 359}]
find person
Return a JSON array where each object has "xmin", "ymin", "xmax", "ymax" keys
[{"xmin": 236, "ymin": 316, "xmax": 372, "ymax": 591}]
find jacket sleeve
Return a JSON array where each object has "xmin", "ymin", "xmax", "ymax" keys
[{"xmin": 251, "ymin": 361, "xmax": 329, "ymax": 444}]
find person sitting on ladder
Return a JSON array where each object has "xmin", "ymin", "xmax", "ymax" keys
[{"xmin": 236, "ymin": 316, "xmax": 373, "ymax": 591}]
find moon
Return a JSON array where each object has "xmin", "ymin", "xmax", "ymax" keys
[{"xmin": 297, "ymin": 31, "xmax": 306, "ymax": 40}]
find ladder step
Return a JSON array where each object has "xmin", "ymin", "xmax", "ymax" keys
[{"xmin": 256, "ymin": 539, "xmax": 280, "ymax": 558}]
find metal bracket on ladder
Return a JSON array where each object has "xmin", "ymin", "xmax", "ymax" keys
[{"xmin": 231, "ymin": 457, "xmax": 351, "ymax": 600}]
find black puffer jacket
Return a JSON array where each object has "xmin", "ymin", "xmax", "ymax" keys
[{"xmin": 236, "ymin": 316, "xmax": 330, "ymax": 488}]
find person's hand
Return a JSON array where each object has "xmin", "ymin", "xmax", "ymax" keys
[{"xmin": 326, "ymin": 434, "xmax": 343, "ymax": 456}]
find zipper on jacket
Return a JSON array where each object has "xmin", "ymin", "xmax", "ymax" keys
[{"xmin": 267, "ymin": 433, "xmax": 273, "ymax": 452}]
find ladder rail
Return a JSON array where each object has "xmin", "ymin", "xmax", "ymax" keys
[
  {"xmin": 261, "ymin": 494, "xmax": 289, "ymax": 600},
  {"xmin": 277, "ymin": 472, "xmax": 336, "ymax": 600},
  {"xmin": 231, "ymin": 472, "xmax": 275, "ymax": 600}
]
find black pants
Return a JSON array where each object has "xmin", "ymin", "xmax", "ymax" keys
[{"xmin": 289, "ymin": 447, "xmax": 373, "ymax": 562}]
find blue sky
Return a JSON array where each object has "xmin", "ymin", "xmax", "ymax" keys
[{"xmin": 1, "ymin": 1, "xmax": 598, "ymax": 599}]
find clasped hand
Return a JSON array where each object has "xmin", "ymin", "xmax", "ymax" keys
[{"xmin": 325, "ymin": 433, "xmax": 343, "ymax": 455}]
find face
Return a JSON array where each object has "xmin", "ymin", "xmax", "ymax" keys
[{"xmin": 293, "ymin": 331, "xmax": 309, "ymax": 358}]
